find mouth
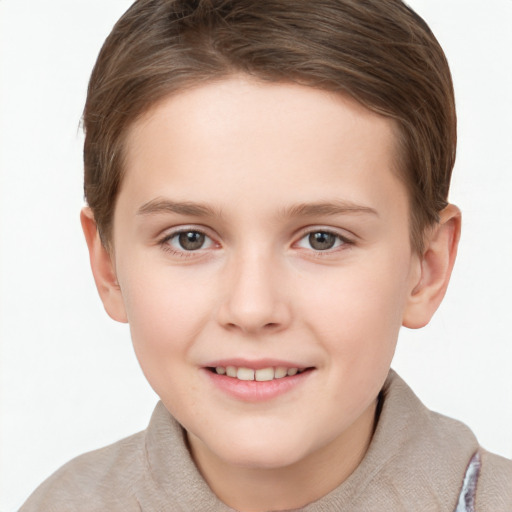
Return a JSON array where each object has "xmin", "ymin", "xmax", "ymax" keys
[
  {"xmin": 206, "ymin": 366, "xmax": 313, "ymax": 382},
  {"xmin": 203, "ymin": 362, "xmax": 315, "ymax": 402}
]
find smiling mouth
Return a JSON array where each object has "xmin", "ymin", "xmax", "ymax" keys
[{"xmin": 207, "ymin": 366, "xmax": 313, "ymax": 382}]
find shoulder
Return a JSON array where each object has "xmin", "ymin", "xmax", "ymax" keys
[
  {"xmin": 19, "ymin": 402, "xmax": 226, "ymax": 512},
  {"xmin": 379, "ymin": 372, "xmax": 512, "ymax": 511},
  {"xmin": 476, "ymin": 449, "xmax": 512, "ymax": 511},
  {"xmin": 19, "ymin": 430, "xmax": 146, "ymax": 512}
]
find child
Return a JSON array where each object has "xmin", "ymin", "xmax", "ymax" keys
[{"xmin": 20, "ymin": 0, "xmax": 512, "ymax": 510}]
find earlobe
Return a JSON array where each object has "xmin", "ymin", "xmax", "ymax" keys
[
  {"xmin": 80, "ymin": 208, "xmax": 128, "ymax": 323},
  {"xmin": 402, "ymin": 204, "xmax": 461, "ymax": 329}
]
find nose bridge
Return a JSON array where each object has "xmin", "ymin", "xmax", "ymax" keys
[{"xmin": 218, "ymin": 245, "xmax": 290, "ymax": 334}]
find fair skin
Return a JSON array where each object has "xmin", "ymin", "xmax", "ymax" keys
[{"xmin": 82, "ymin": 76, "xmax": 460, "ymax": 512}]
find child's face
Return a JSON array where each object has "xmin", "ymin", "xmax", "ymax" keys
[{"xmin": 109, "ymin": 77, "xmax": 422, "ymax": 472}]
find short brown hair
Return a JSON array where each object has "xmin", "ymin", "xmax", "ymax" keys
[{"xmin": 83, "ymin": 0, "xmax": 456, "ymax": 253}]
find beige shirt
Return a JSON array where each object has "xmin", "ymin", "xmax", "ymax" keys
[{"xmin": 20, "ymin": 371, "xmax": 512, "ymax": 511}]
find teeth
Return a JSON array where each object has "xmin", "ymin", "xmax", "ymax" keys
[
  {"xmin": 255, "ymin": 368, "xmax": 274, "ymax": 382},
  {"xmin": 274, "ymin": 367, "xmax": 288, "ymax": 379},
  {"xmin": 237, "ymin": 367, "xmax": 255, "ymax": 381},
  {"xmin": 213, "ymin": 366, "xmax": 304, "ymax": 381}
]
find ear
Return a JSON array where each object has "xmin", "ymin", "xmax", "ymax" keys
[
  {"xmin": 80, "ymin": 207, "xmax": 128, "ymax": 323},
  {"xmin": 402, "ymin": 204, "xmax": 461, "ymax": 329}
]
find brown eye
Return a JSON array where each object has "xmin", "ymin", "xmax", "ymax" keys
[
  {"xmin": 162, "ymin": 229, "xmax": 215, "ymax": 255},
  {"xmin": 308, "ymin": 232, "xmax": 337, "ymax": 250},
  {"xmin": 178, "ymin": 231, "xmax": 206, "ymax": 250}
]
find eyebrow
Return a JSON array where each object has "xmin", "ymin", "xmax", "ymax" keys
[
  {"xmin": 280, "ymin": 201, "xmax": 379, "ymax": 218},
  {"xmin": 137, "ymin": 198, "xmax": 378, "ymax": 219},
  {"xmin": 137, "ymin": 198, "xmax": 222, "ymax": 218}
]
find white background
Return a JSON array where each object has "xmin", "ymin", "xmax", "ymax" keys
[{"xmin": 1, "ymin": 1, "xmax": 511, "ymax": 510}]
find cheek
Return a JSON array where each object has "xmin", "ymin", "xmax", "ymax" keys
[
  {"xmin": 118, "ymin": 263, "xmax": 214, "ymax": 363},
  {"xmin": 300, "ymin": 253, "xmax": 411, "ymax": 361},
  {"xmin": 118, "ymin": 270, "xmax": 214, "ymax": 409}
]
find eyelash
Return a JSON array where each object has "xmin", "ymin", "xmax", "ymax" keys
[
  {"xmin": 158, "ymin": 228, "xmax": 215, "ymax": 258},
  {"xmin": 294, "ymin": 228, "xmax": 354, "ymax": 255},
  {"xmin": 157, "ymin": 227, "xmax": 354, "ymax": 257}
]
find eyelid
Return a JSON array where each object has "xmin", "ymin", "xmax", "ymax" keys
[
  {"xmin": 158, "ymin": 225, "xmax": 220, "ymax": 254},
  {"xmin": 158, "ymin": 224, "xmax": 216, "ymax": 240},
  {"xmin": 293, "ymin": 226, "xmax": 355, "ymax": 251}
]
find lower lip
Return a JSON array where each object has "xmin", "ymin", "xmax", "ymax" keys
[{"xmin": 203, "ymin": 369, "xmax": 313, "ymax": 402}]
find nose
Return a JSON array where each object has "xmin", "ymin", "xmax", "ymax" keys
[{"xmin": 216, "ymin": 251, "xmax": 292, "ymax": 335}]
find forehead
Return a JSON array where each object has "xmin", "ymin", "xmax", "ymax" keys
[{"xmin": 118, "ymin": 77, "xmax": 406, "ymax": 221}]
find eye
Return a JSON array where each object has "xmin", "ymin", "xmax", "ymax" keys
[
  {"xmin": 163, "ymin": 230, "xmax": 215, "ymax": 252},
  {"xmin": 296, "ymin": 230, "xmax": 348, "ymax": 251}
]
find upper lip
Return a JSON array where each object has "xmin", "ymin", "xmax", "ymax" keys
[{"xmin": 203, "ymin": 358, "xmax": 312, "ymax": 370}]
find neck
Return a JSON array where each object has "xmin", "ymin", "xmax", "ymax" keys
[{"xmin": 188, "ymin": 399, "xmax": 378, "ymax": 512}]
